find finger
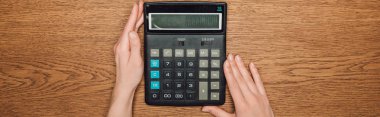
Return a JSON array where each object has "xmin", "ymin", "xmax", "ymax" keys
[
  {"xmin": 223, "ymin": 60, "xmax": 244, "ymax": 105},
  {"xmin": 135, "ymin": 0, "xmax": 144, "ymax": 31},
  {"xmin": 228, "ymin": 54, "xmax": 252, "ymax": 96},
  {"xmin": 235, "ymin": 55, "xmax": 258, "ymax": 93},
  {"xmin": 124, "ymin": 2, "xmax": 139, "ymax": 33},
  {"xmin": 137, "ymin": 0, "xmax": 144, "ymax": 20},
  {"xmin": 129, "ymin": 31, "xmax": 141, "ymax": 58},
  {"xmin": 202, "ymin": 106, "xmax": 234, "ymax": 117},
  {"xmin": 135, "ymin": 15, "xmax": 144, "ymax": 32},
  {"xmin": 249, "ymin": 63, "xmax": 267, "ymax": 96},
  {"xmin": 116, "ymin": 2, "xmax": 138, "ymax": 56}
]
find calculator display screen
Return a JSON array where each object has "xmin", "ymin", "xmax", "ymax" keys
[{"xmin": 149, "ymin": 13, "xmax": 222, "ymax": 30}]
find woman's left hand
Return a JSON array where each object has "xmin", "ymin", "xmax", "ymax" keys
[{"xmin": 108, "ymin": 0, "xmax": 144, "ymax": 117}]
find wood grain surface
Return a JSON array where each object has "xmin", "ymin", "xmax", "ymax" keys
[{"xmin": 1, "ymin": 0, "xmax": 380, "ymax": 116}]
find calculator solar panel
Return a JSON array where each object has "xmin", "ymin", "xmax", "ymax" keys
[{"xmin": 144, "ymin": 2, "xmax": 227, "ymax": 106}]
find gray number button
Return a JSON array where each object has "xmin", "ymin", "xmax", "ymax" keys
[
  {"xmin": 199, "ymin": 60, "xmax": 208, "ymax": 68},
  {"xmin": 211, "ymin": 60, "xmax": 220, "ymax": 68},
  {"xmin": 150, "ymin": 49, "xmax": 159, "ymax": 57},
  {"xmin": 175, "ymin": 49, "xmax": 184, "ymax": 57},
  {"xmin": 211, "ymin": 49, "xmax": 220, "ymax": 57},
  {"xmin": 211, "ymin": 82, "xmax": 219, "ymax": 90},
  {"xmin": 211, "ymin": 71, "xmax": 220, "ymax": 79},
  {"xmin": 187, "ymin": 49, "xmax": 196, "ymax": 57},
  {"xmin": 199, "ymin": 71, "xmax": 208, "ymax": 79},
  {"xmin": 211, "ymin": 92, "xmax": 219, "ymax": 100},
  {"xmin": 199, "ymin": 49, "xmax": 208, "ymax": 57},
  {"xmin": 163, "ymin": 49, "xmax": 172, "ymax": 57}
]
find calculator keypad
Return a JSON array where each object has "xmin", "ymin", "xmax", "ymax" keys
[
  {"xmin": 148, "ymin": 48, "xmax": 223, "ymax": 99},
  {"xmin": 145, "ymin": 35, "xmax": 225, "ymax": 105}
]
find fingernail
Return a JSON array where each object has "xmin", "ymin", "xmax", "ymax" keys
[
  {"xmin": 236, "ymin": 55, "xmax": 241, "ymax": 61},
  {"xmin": 228, "ymin": 54, "xmax": 234, "ymax": 61},
  {"xmin": 224, "ymin": 60, "xmax": 230, "ymax": 67},
  {"xmin": 250, "ymin": 62, "xmax": 255, "ymax": 68}
]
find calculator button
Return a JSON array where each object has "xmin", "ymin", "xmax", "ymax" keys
[
  {"xmin": 199, "ymin": 49, "xmax": 209, "ymax": 57},
  {"xmin": 199, "ymin": 60, "xmax": 208, "ymax": 68},
  {"xmin": 211, "ymin": 82, "xmax": 220, "ymax": 90},
  {"xmin": 175, "ymin": 82, "xmax": 184, "ymax": 89},
  {"xmin": 199, "ymin": 71, "xmax": 208, "ymax": 79},
  {"xmin": 163, "ymin": 82, "xmax": 172, "ymax": 90},
  {"xmin": 163, "ymin": 60, "xmax": 173, "ymax": 68},
  {"xmin": 163, "ymin": 93, "xmax": 172, "ymax": 100},
  {"xmin": 187, "ymin": 49, "xmax": 196, "ymax": 57},
  {"xmin": 163, "ymin": 49, "xmax": 173, "ymax": 57},
  {"xmin": 150, "ymin": 59, "xmax": 160, "ymax": 68},
  {"xmin": 150, "ymin": 49, "xmax": 159, "ymax": 57},
  {"xmin": 175, "ymin": 60, "xmax": 185, "ymax": 68},
  {"xmin": 199, "ymin": 82, "xmax": 208, "ymax": 100},
  {"xmin": 174, "ymin": 93, "xmax": 184, "ymax": 100},
  {"xmin": 151, "ymin": 93, "xmax": 159, "ymax": 100},
  {"xmin": 163, "ymin": 71, "xmax": 172, "ymax": 78},
  {"xmin": 186, "ymin": 71, "xmax": 195, "ymax": 79},
  {"xmin": 150, "ymin": 71, "xmax": 160, "ymax": 79},
  {"xmin": 211, "ymin": 49, "xmax": 220, "ymax": 57},
  {"xmin": 175, "ymin": 49, "xmax": 184, "ymax": 57},
  {"xmin": 187, "ymin": 82, "xmax": 195, "ymax": 90},
  {"xmin": 175, "ymin": 71, "xmax": 184, "ymax": 79},
  {"xmin": 211, "ymin": 92, "xmax": 220, "ymax": 100},
  {"xmin": 186, "ymin": 93, "xmax": 195, "ymax": 100},
  {"xmin": 211, "ymin": 71, "xmax": 220, "ymax": 79},
  {"xmin": 187, "ymin": 60, "xmax": 196, "ymax": 68},
  {"xmin": 150, "ymin": 81, "xmax": 160, "ymax": 89},
  {"xmin": 211, "ymin": 60, "xmax": 220, "ymax": 68}
]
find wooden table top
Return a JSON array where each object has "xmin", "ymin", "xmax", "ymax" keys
[{"xmin": 1, "ymin": 0, "xmax": 379, "ymax": 116}]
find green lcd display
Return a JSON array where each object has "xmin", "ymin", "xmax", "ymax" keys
[{"xmin": 149, "ymin": 13, "xmax": 222, "ymax": 30}]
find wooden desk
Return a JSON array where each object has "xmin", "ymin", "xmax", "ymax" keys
[{"xmin": 1, "ymin": 0, "xmax": 379, "ymax": 116}]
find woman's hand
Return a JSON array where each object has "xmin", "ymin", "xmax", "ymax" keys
[
  {"xmin": 108, "ymin": 0, "xmax": 144, "ymax": 117},
  {"xmin": 202, "ymin": 54, "xmax": 274, "ymax": 117}
]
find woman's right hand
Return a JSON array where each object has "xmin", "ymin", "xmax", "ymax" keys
[{"xmin": 202, "ymin": 54, "xmax": 274, "ymax": 117}]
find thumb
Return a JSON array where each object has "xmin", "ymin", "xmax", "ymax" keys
[
  {"xmin": 128, "ymin": 31, "xmax": 141, "ymax": 57},
  {"xmin": 202, "ymin": 106, "xmax": 233, "ymax": 117}
]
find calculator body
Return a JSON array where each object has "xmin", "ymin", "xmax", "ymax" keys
[{"xmin": 144, "ymin": 2, "xmax": 227, "ymax": 106}]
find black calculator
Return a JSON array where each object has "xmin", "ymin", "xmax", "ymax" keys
[{"xmin": 144, "ymin": 2, "xmax": 227, "ymax": 106}]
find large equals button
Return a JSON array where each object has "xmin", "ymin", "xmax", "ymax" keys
[{"xmin": 199, "ymin": 82, "xmax": 208, "ymax": 100}]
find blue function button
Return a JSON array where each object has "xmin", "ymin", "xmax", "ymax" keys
[
  {"xmin": 150, "ymin": 81, "xmax": 160, "ymax": 89},
  {"xmin": 150, "ymin": 70, "xmax": 160, "ymax": 79},
  {"xmin": 150, "ymin": 59, "xmax": 160, "ymax": 68}
]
